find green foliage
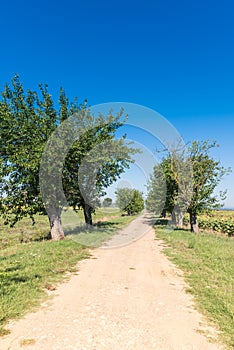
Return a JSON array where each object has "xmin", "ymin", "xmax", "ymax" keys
[
  {"xmin": 183, "ymin": 211, "xmax": 234, "ymax": 236},
  {"xmin": 146, "ymin": 140, "xmax": 230, "ymax": 231},
  {"xmin": 146, "ymin": 162, "xmax": 165, "ymax": 214},
  {"xmin": 102, "ymin": 197, "xmax": 112, "ymax": 207},
  {"xmin": 0, "ymin": 76, "xmax": 137, "ymax": 238},
  {"xmin": 187, "ymin": 140, "xmax": 229, "ymax": 215},
  {"xmin": 59, "ymin": 97, "xmax": 136, "ymax": 212},
  {"xmin": 0, "ymin": 77, "xmax": 56, "ymax": 226},
  {"xmin": 146, "ymin": 158, "xmax": 176, "ymax": 215},
  {"xmin": 116, "ymin": 188, "xmax": 144, "ymax": 215},
  {"xmin": 200, "ymin": 218, "xmax": 234, "ymax": 236}
]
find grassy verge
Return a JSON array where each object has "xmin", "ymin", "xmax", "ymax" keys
[
  {"xmin": 155, "ymin": 223, "xmax": 234, "ymax": 349},
  {"xmin": 0, "ymin": 239, "xmax": 89, "ymax": 336},
  {"xmin": 0, "ymin": 209, "xmax": 138, "ymax": 336}
]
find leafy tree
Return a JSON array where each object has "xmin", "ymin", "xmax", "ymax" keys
[
  {"xmin": 146, "ymin": 153, "xmax": 191, "ymax": 227},
  {"xmin": 102, "ymin": 197, "xmax": 112, "ymax": 207},
  {"xmin": 0, "ymin": 78, "xmax": 56, "ymax": 228},
  {"xmin": 146, "ymin": 158, "xmax": 175, "ymax": 219},
  {"xmin": 146, "ymin": 140, "xmax": 229, "ymax": 232},
  {"xmin": 116, "ymin": 188, "xmax": 144, "ymax": 215},
  {"xmin": 186, "ymin": 140, "xmax": 229, "ymax": 232},
  {"xmin": 57, "ymin": 92, "xmax": 137, "ymax": 227},
  {"xmin": 0, "ymin": 76, "xmax": 137, "ymax": 240}
]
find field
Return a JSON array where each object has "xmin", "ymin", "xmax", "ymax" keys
[
  {"xmin": 183, "ymin": 210, "xmax": 234, "ymax": 236},
  {"xmin": 155, "ymin": 222, "xmax": 234, "ymax": 349},
  {"xmin": 0, "ymin": 208, "xmax": 136, "ymax": 336}
]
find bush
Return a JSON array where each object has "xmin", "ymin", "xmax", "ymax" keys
[{"xmin": 116, "ymin": 188, "xmax": 144, "ymax": 215}]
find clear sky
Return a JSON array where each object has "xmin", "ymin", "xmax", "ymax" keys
[{"xmin": 0, "ymin": 0, "xmax": 234, "ymax": 207}]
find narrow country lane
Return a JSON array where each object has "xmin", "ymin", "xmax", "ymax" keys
[{"xmin": 1, "ymin": 213, "xmax": 223, "ymax": 350}]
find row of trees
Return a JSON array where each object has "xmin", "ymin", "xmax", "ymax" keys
[
  {"xmin": 0, "ymin": 76, "xmax": 137, "ymax": 240},
  {"xmin": 1, "ymin": 77, "xmax": 227, "ymax": 238},
  {"xmin": 146, "ymin": 140, "xmax": 229, "ymax": 232}
]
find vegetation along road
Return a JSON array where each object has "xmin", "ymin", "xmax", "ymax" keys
[{"xmin": 0, "ymin": 213, "xmax": 224, "ymax": 350}]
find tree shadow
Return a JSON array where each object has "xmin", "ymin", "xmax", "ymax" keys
[
  {"xmin": 3, "ymin": 265, "xmax": 22, "ymax": 273},
  {"xmin": 65, "ymin": 221, "xmax": 119, "ymax": 236},
  {"xmin": 94, "ymin": 221, "xmax": 120, "ymax": 234},
  {"xmin": 154, "ymin": 219, "xmax": 169, "ymax": 226},
  {"xmin": 0, "ymin": 273, "xmax": 30, "ymax": 285}
]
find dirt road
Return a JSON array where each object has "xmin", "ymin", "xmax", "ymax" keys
[{"xmin": 1, "ymin": 213, "xmax": 223, "ymax": 349}]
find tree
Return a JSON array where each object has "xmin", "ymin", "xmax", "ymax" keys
[
  {"xmin": 0, "ymin": 76, "xmax": 137, "ymax": 240},
  {"xmin": 146, "ymin": 158, "xmax": 176, "ymax": 219},
  {"xmin": 0, "ymin": 78, "xmax": 56, "ymax": 229},
  {"xmin": 146, "ymin": 153, "xmax": 191, "ymax": 227},
  {"xmin": 102, "ymin": 197, "xmax": 112, "ymax": 207},
  {"xmin": 186, "ymin": 140, "xmax": 229, "ymax": 232},
  {"xmin": 146, "ymin": 140, "xmax": 229, "ymax": 232},
  {"xmin": 116, "ymin": 188, "xmax": 144, "ymax": 215},
  {"xmin": 57, "ymin": 93, "xmax": 137, "ymax": 227}
]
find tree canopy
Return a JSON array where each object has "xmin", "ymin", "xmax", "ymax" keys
[
  {"xmin": 116, "ymin": 188, "xmax": 144, "ymax": 215},
  {"xmin": 0, "ymin": 75, "xmax": 138, "ymax": 240},
  {"xmin": 102, "ymin": 197, "xmax": 112, "ymax": 207},
  {"xmin": 146, "ymin": 140, "xmax": 229, "ymax": 232}
]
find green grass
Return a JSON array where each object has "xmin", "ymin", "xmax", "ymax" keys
[
  {"xmin": 0, "ymin": 208, "xmax": 138, "ymax": 336},
  {"xmin": 0, "ymin": 239, "xmax": 89, "ymax": 335},
  {"xmin": 0, "ymin": 214, "xmax": 50, "ymax": 249},
  {"xmin": 66, "ymin": 213, "xmax": 139, "ymax": 247},
  {"xmin": 155, "ymin": 223, "xmax": 234, "ymax": 349},
  {"xmin": 0, "ymin": 208, "xmax": 123, "ymax": 249}
]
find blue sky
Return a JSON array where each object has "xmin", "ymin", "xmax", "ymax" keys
[{"xmin": 0, "ymin": 0, "xmax": 234, "ymax": 207}]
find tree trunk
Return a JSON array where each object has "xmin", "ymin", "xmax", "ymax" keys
[
  {"xmin": 171, "ymin": 210, "xmax": 176, "ymax": 225},
  {"xmin": 177, "ymin": 209, "xmax": 183, "ymax": 228},
  {"xmin": 49, "ymin": 212, "xmax": 65, "ymax": 240},
  {"xmin": 83, "ymin": 203, "xmax": 93, "ymax": 226},
  {"xmin": 189, "ymin": 212, "xmax": 199, "ymax": 233}
]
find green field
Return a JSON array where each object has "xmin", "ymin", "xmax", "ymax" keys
[
  {"xmin": 183, "ymin": 210, "xmax": 234, "ymax": 236},
  {"xmin": 155, "ymin": 222, "xmax": 234, "ymax": 349},
  {"xmin": 0, "ymin": 208, "xmax": 136, "ymax": 336}
]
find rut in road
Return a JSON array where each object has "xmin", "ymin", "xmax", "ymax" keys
[{"xmin": 1, "ymin": 213, "xmax": 223, "ymax": 350}]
